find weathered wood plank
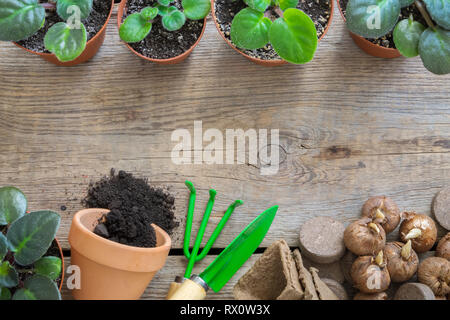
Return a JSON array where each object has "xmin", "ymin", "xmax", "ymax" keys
[{"xmin": 0, "ymin": 5, "xmax": 449, "ymax": 252}]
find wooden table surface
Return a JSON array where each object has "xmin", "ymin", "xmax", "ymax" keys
[{"xmin": 0, "ymin": 2, "xmax": 449, "ymax": 300}]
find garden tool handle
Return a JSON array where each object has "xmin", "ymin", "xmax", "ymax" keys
[
  {"xmin": 166, "ymin": 276, "xmax": 185, "ymax": 299},
  {"xmin": 167, "ymin": 276, "xmax": 208, "ymax": 300}
]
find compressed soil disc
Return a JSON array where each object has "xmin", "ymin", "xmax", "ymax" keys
[
  {"xmin": 432, "ymin": 187, "xmax": 450, "ymax": 230},
  {"xmin": 299, "ymin": 217, "xmax": 346, "ymax": 264},
  {"xmin": 394, "ymin": 282, "xmax": 435, "ymax": 300}
]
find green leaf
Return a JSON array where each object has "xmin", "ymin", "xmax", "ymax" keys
[
  {"xmin": 0, "ymin": 186, "xmax": 27, "ymax": 226},
  {"xmin": 56, "ymin": 0, "xmax": 93, "ymax": 21},
  {"xmin": 120, "ymin": 13, "xmax": 152, "ymax": 43},
  {"xmin": 141, "ymin": 6, "xmax": 158, "ymax": 20},
  {"xmin": 182, "ymin": 0, "xmax": 211, "ymax": 20},
  {"xmin": 0, "ymin": 233, "xmax": 8, "ymax": 260},
  {"xmin": 0, "ymin": 287, "xmax": 11, "ymax": 300},
  {"xmin": 7, "ymin": 211, "xmax": 60, "ymax": 266},
  {"xmin": 157, "ymin": 4, "xmax": 176, "ymax": 15},
  {"xmin": 162, "ymin": 9, "xmax": 186, "ymax": 31},
  {"xmin": 346, "ymin": 0, "xmax": 400, "ymax": 38},
  {"xmin": 0, "ymin": 261, "xmax": 18, "ymax": 288},
  {"xmin": 0, "ymin": 0, "xmax": 45, "ymax": 41},
  {"xmin": 34, "ymin": 256, "xmax": 62, "ymax": 281},
  {"xmin": 244, "ymin": 0, "xmax": 271, "ymax": 12},
  {"xmin": 158, "ymin": 0, "xmax": 171, "ymax": 6},
  {"xmin": 419, "ymin": 27, "xmax": 450, "ymax": 75},
  {"xmin": 269, "ymin": 8, "xmax": 317, "ymax": 64},
  {"xmin": 393, "ymin": 18, "xmax": 425, "ymax": 57},
  {"xmin": 423, "ymin": 0, "xmax": 450, "ymax": 30},
  {"xmin": 12, "ymin": 275, "xmax": 61, "ymax": 300},
  {"xmin": 44, "ymin": 22, "xmax": 87, "ymax": 62},
  {"xmin": 399, "ymin": 0, "xmax": 415, "ymax": 7},
  {"xmin": 279, "ymin": 0, "xmax": 299, "ymax": 10},
  {"xmin": 230, "ymin": 8, "xmax": 272, "ymax": 49}
]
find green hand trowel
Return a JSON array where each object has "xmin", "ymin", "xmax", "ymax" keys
[
  {"xmin": 166, "ymin": 181, "xmax": 243, "ymax": 299},
  {"xmin": 168, "ymin": 205, "xmax": 278, "ymax": 300}
]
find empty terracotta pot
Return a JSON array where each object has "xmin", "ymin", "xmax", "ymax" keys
[
  {"xmin": 13, "ymin": 0, "xmax": 114, "ymax": 66},
  {"xmin": 117, "ymin": 0, "xmax": 207, "ymax": 64},
  {"xmin": 68, "ymin": 208, "xmax": 171, "ymax": 300},
  {"xmin": 336, "ymin": 0, "xmax": 401, "ymax": 59},
  {"xmin": 211, "ymin": 0, "xmax": 335, "ymax": 66}
]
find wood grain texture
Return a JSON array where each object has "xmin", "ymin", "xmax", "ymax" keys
[{"xmin": 0, "ymin": 3, "xmax": 449, "ymax": 257}]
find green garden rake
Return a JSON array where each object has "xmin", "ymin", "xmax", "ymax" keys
[{"xmin": 166, "ymin": 180, "xmax": 243, "ymax": 298}]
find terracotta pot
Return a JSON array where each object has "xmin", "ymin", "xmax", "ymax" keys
[
  {"xmin": 68, "ymin": 208, "xmax": 171, "ymax": 300},
  {"xmin": 13, "ymin": 0, "xmax": 115, "ymax": 66},
  {"xmin": 336, "ymin": 0, "xmax": 401, "ymax": 59},
  {"xmin": 117, "ymin": 0, "xmax": 207, "ymax": 64},
  {"xmin": 211, "ymin": 0, "xmax": 335, "ymax": 66},
  {"xmin": 54, "ymin": 238, "xmax": 65, "ymax": 292}
]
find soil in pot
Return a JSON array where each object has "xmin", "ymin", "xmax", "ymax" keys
[
  {"xmin": 16, "ymin": 0, "xmax": 111, "ymax": 53},
  {"xmin": 339, "ymin": 0, "xmax": 426, "ymax": 49},
  {"xmin": 123, "ymin": 0, "xmax": 205, "ymax": 59},
  {"xmin": 214, "ymin": 0, "xmax": 332, "ymax": 61},
  {"xmin": 83, "ymin": 169, "xmax": 178, "ymax": 248}
]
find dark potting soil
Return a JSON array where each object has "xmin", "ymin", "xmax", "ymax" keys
[
  {"xmin": 124, "ymin": 0, "xmax": 205, "ymax": 59},
  {"xmin": 16, "ymin": 0, "xmax": 111, "ymax": 53},
  {"xmin": 84, "ymin": 169, "xmax": 178, "ymax": 248},
  {"xmin": 339, "ymin": 0, "xmax": 426, "ymax": 49},
  {"xmin": 215, "ymin": 0, "xmax": 332, "ymax": 61}
]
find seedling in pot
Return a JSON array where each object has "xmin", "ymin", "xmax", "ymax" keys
[
  {"xmin": 0, "ymin": 187, "xmax": 62, "ymax": 300},
  {"xmin": 0, "ymin": 0, "xmax": 94, "ymax": 62},
  {"xmin": 345, "ymin": 0, "xmax": 450, "ymax": 74},
  {"xmin": 229, "ymin": 0, "xmax": 318, "ymax": 64},
  {"xmin": 119, "ymin": 0, "xmax": 210, "ymax": 43}
]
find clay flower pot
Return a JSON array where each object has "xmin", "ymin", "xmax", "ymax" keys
[
  {"xmin": 13, "ymin": 0, "xmax": 115, "ymax": 67},
  {"xmin": 117, "ymin": 0, "xmax": 207, "ymax": 64},
  {"xmin": 337, "ymin": 0, "xmax": 401, "ymax": 59},
  {"xmin": 68, "ymin": 208, "xmax": 171, "ymax": 300},
  {"xmin": 211, "ymin": 0, "xmax": 335, "ymax": 66}
]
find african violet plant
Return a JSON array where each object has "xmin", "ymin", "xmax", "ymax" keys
[
  {"xmin": 119, "ymin": 0, "xmax": 210, "ymax": 43},
  {"xmin": 230, "ymin": 0, "xmax": 318, "ymax": 64},
  {"xmin": 346, "ymin": 0, "xmax": 450, "ymax": 74},
  {"xmin": 0, "ymin": 187, "xmax": 62, "ymax": 300},
  {"xmin": 0, "ymin": 0, "xmax": 95, "ymax": 62}
]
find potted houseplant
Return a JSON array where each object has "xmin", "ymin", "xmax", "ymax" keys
[
  {"xmin": 69, "ymin": 208, "xmax": 171, "ymax": 300},
  {"xmin": 0, "ymin": 0, "xmax": 114, "ymax": 66},
  {"xmin": 211, "ymin": 0, "xmax": 334, "ymax": 66},
  {"xmin": 117, "ymin": 0, "xmax": 210, "ymax": 64},
  {"xmin": 0, "ymin": 186, "xmax": 64, "ymax": 300},
  {"xmin": 339, "ymin": 0, "xmax": 450, "ymax": 75}
]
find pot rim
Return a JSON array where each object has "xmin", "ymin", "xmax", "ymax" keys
[
  {"xmin": 210, "ymin": 0, "xmax": 335, "ymax": 65},
  {"xmin": 13, "ymin": 0, "xmax": 115, "ymax": 58},
  {"xmin": 335, "ymin": 0, "xmax": 400, "ymax": 54},
  {"xmin": 117, "ymin": 0, "xmax": 207, "ymax": 63},
  {"xmin": 72, "ymin": 208, "xmax": 171, "ymax": 253}
]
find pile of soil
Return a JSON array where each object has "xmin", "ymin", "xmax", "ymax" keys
[
  {"xmin": 84, "ymin": 169, "xmax": 178, "ymax": 248},
  {"xmin": 124, "ymin": 0, "xmax": 205, "ymax": 59},
  {"xmin": 214, "ymin": 0, "xmax": 332, "ymax": 60},
  {"xmin": 339, "ymin": 0, "xmax": 426, "ymax": 49},
  {"xmin": 17, "ymin": 0, "xmax": 112, "ymax": 53}
]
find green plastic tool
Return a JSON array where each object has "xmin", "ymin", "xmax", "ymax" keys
[
  {"xmin": 168, "ymin": 205, "xmax": 278, "ymax": 299},
  {"xmin": 182, "ymin": 180, "xmax": 243, "ymax": 278}
]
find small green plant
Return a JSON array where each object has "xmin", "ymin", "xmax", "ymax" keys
[
  {"xmin": 0, "ymin": 187, "xmax": 62, "ymax": 300},
  {"xmin": 119, "ymin": 0, "xmax": 210, "ymax": 43},
  {"xmin": 345, "ymin": 0, "xmax": 450, "ymax": 75},
  {"xmin": 0, "ymin": 0, "xmax": 95, "ymax": 62},
  {"xmin": 229, "ymin": 0, "xmax": 318, "ymax": 64}
]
